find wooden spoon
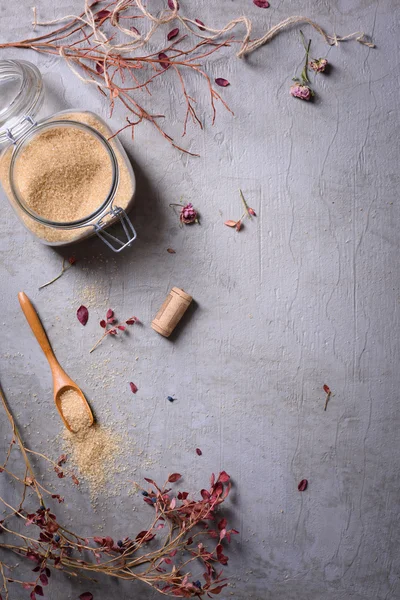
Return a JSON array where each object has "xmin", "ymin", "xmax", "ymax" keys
[{"xmin": 18, "ymin": 291, "xmax": 94, "ymax": 432}]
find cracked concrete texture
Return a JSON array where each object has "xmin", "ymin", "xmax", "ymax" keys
[{"xmin": 0, "ymin": 1, "xmax": 399, "ymax": 599}]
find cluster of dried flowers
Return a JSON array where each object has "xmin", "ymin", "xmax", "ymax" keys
[
  {"xmin": 90, "ymin": 308, "xmax": 140, "ymax": 352},
  {"xmin": 0, "ymin": 386, "xmax": 237, "ymax": 599},
  {"xmin": 290, "ymin": 32, "xmax": 329, "ymax": 101}
]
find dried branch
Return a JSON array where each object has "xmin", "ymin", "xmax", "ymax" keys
[{"xmin": 0, "ymin": 382, "xmax": 236, "ymax": 598}]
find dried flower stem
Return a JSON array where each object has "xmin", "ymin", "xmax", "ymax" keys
[
  {"xmin": 299, "ymin": 31, "xmax": 311, "ymax": 84},
  {"xmin": 324, "ymin": 390, "xmax": 332, "ymax": 411},
  {"xmin": 89, "ymin": 330, "xmax": 112, "ymax": 353},
  {"xmin": 38, "ymin": 258, "xmax": 75, "ymax": 290},
  {"xmin": 239, "ymin": 189, "xmax": 252, "ymax": 218}
]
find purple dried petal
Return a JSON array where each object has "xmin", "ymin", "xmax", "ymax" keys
[
  {"xmin": 215, "ymin": 78, "xmax": 230, "ymax": 87},
  {"xmin": 95, "ymin": 9, "xmax": 111, "ymax": 20},
  {"xmin": 195, "ymin": 18, "xmax": 205, "ymax": 31},
  {"xmin": 158, "ymin": 53, "xmax": 170, "ymax": 69},
  {"xmin": 167, "ymin": 28, "xmax": 179, "ymax": 41},
  {"xmin": 79, "ymin": 594, "xmax": 94, "ymax": 600},
  {"xmin": 106, "ymin": 309, "xmax": 114, "ymax": 319},
  {"xmin": 253, "ymin": 0, "xmax": 270, "ymax": 7},
  {"xmin": 99, "ymin": 320, "xmax": 106, "ymax": 328},
  {"xmin": 129, "ymin": 382, "xmax": 138, "ymax": 394},
  {"xmin": 298, "ymin": 479, "xmax": 308, "ymax": 492},
  {"xmin": 95, "ymin": 62, "xmax": 104, "ymax": 75},
  {"xmin": 77, "ymin": 306, "xmax": 89, "ymax": 326},
  {"xmin": 168, "ymin": 0, "xmax": 179, "ymax": 9}
]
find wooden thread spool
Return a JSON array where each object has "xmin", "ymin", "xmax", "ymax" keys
[{"xmin": 151, "ymin": 287, "xmax": 192, "ymax": 338}]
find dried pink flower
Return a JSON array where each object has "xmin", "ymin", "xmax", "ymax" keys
[
  {"xmin": 309, "ymin": 58, "xmax": 328, "ymax": 73},
  {"xmin": 180, "ymin": 203, "xmax": 198, "ymax": 224},
  {"xmin": 290, "ymin": 83, "xmax": 312, "ymax": 101}
]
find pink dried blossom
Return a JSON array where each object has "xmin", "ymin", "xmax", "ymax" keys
[
  {"xmin": 180, "ymin": 203, "xmax": 198, "ymax": 224},
  {"xmin": 290, "ymin": 83, "xmax": 312, "ymax": 101},
  {"xmin": 309, "ymin": 58, "xmax": 328, "ymax": 73}
]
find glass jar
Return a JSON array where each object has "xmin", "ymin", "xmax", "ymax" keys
[{"xmin": 0, "ymin": 59, "xmax": 137, "ymax": 252}]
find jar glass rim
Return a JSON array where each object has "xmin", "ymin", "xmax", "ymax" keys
[
  {"xmin": 0, "ymin": 59, "xmax": 44, "ymax": 145},
  {"xmin": 9, "ymin": 119, "xmax": 119, "ymax": 228}
]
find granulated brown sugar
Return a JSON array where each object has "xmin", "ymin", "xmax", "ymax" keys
[
  {"xmin": 59, "ymin": 388, "xmax": 121, "ymax": 496},
  {"xmin": 14, "ymin": 126, "xmax": 113, "ymax": 222},
  {"xmin": 59, "ymin": 388, "xmax": 91, "ymax": 432},
  {"xmin": 62, "ymin": 422, "xmax": 121, "ymax": 497},
  {"xmin": 0, "ymin": 111, "xmax": 134, "ymax": 244}
]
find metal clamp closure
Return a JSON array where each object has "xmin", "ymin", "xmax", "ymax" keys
[{"xmin": 93, "ymin": 206, "xmax": 137, "ymax": 252}]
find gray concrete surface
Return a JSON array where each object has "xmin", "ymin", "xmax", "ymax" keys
[{"xmin": 1, "ymin": 1, "xmax": 399, "ymax": 599}]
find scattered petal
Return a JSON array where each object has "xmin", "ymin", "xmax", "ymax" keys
[
  {"xmin": 235, "ymin": 220, "xmax": 242, "ymax": 231},
  {"xmin": 167, "ymin": 28, "xmax": 179, "ymax": 40},
  {"xmin": 126, "ymin": 317, "xmax": 139, "ymax": 325},
  {"xmin": 215, "ymin": 78, "xmax": 230, "ymax": 87},
  {"xmin": 168, "ymin": 473, "xmax": 181, "ymax": 483},
  {"xmin": 71, "ymin": 474, "xmax": 79, "ymax": 486},
  {"xmin": 68, "ymin": 256, "xmax": 76, "ymax": 265},
  {"xmin": 167, "ymin": 396, "xmax": 175, "ymax": 402},
  {"xmin": 106, "ymin": 309, "xmax": 114, "ymax": 320},
  {"xmin": 298, "ymin": 479, "xmax": 308, "ymax": 492},
  {"xmin": 95, "ymin": 62, "xmax": 104, "ymax": 75},
  {"xmin": 253, "ymin": 0, "xmax": 270, "ymax": 7},
  {"xmin": 167, "ymin": 248, "xmax": 176, "ymax": 254},
  {"xmin": 195, "ymin": 18, "xmax": 205, "ymax": 31},
  {"xmin": 158, "ymin": 53, "xmax": 170, "ymax": 69},
  {"xmin": 95, "ymin": 9, "xmax": 111, "ymax": 20},
  {"xmin": 100, "ymin": 319, "xmax": 107, "ymax": 328},
  {"xmin": 129, "ymin": 382, "xmax": 138, "ymax": 394},
  {"xmin": 168, "ymin": 0, "xmax": 179, "ymax": 9},
  {"xmin": 224, "ymin": 220, "xmax": 237, "ymax": 228},
  {"xmin": 79, "ymin": 594, "xmax": 94, "ymax": 600},
  {"xmin": 323, "ymin": 384, "xmax": 331, "ymax": 394},
  {"xmin": 77, "ymin": 305, "xmax": 89, "ymax": 326},
  {"xmin": 196, "ymin": 448, "xmax": 202, "ymax": 456}
]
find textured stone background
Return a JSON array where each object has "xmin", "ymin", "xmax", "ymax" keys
[{"xmin": 1, "ymin": 1, "xmax": 399, "ymax": 599}]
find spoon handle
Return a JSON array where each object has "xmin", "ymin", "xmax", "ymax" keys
[{"xmin": 18, "ymin": 292, "xmax": 59, "ymax": 368}]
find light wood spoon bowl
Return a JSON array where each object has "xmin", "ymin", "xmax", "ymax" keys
[{"xmin": 18, "ymin": 291, "xmax": 94, "ymax": 432}]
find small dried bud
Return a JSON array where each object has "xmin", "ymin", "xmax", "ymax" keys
[
  {"xmin": 290, "ymin": 83, "xmax": 312, "ymax": 101},
  {"xmin": 309, "ymin": 58, "xmax": 328, "ymax": 73},
  {"xmin": 180, "ymin": 202, "xmax": 198, "ymax": 224}
]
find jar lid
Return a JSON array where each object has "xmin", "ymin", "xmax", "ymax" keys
[{"xmin": 0, "ymin": 59, "xmax": 44, "ymax": 146}]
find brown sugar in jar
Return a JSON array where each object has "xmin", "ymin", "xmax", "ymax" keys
[{"xmin": 0, "ymin": 60, "xmax": 136, "ymax": 251}]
